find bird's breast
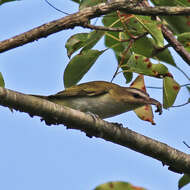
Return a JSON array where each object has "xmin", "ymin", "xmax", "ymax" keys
[{"xmin": 53, "ymin": 93, "xmax": 132, "ymax": 119}]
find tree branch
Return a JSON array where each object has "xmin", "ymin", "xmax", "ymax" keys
[
  {"xmin": 0, "ymin": 86, "xmax": 190, "ymax": 174},
  {"xmin": 161, "ymin": 24, "xmax": 190, "ymax": 66},
  {"xmin": 1, "ymin": 0, "xmax": 190, "ymax": 53}
]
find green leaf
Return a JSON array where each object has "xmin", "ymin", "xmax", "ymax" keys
[
  {"xmin": 95, "ymin": 181, "xmax": 146, "ymax": 190},
  {"xmin": 163, "ymin": 77, "xmax": 180, "ymax": 109},
  {"xmin": 106, "ymin": 39, "xmax": 133, "ymax": 83},
  {"xmin": 178, "ymin": 174, "xmax": 190, "ymax": 190},
  {"xmin": 114, "ymin": 46, "xmax": 133, "ymax": 83},
  {"xmin": 65, "ymin": 31, "xmax": 104, "ymax": 58},
  {"xmin": 164, "ymin": 16, "xmax": 190, "ymax": 34},
  {"xmin": 82, "ymin": 30, "xmax": 104, "ymax": 51},
  {"xmin": 156, "ymin": 47, "xmax": 176, "ymax": 66},
  {"xmin": 103, "ymin": 13, "xmax": 129, "ymax": 51},
  {"xmin": 0, "ymin": 72, "xmax": 5, "ymax": 87},
  {"xmin": 64, "ymin": 49, "xmax": 104, "ymax": 88},
  {"xmin": 102, "ymin": 12, "xmax": 123, "ymax": 29},
  {"xmin": 103, "ymin": 14, "xmax": 133, "ymax": 83},
  {"xmin": 117, "ymin": 51, "xmax": 133, "ymax": 83},
  {"xmin": 102, "ymin": 12, "xmax": 124, "ymax": 47},
  {"xmin": 177, "ymin": 32, "xmax": 190, "ymax": 53},
  {"xmin": 65, "ymin": 33, "xmax": 88, "ymax": 58},
  {"xmin": 104, "ymin": 13, "xmax": 146, "ymax": 37},
  {"xmin": 104, "ymin": 12, "xmax": 147, "ymax": 37},
  {"xmin": 121, "ymin": 16, "xmax": 147, "ymax": 37},
  {"xmin": 71, "ymin": 0, "xmax": 80, "ymax": 3},
  {"xmin": 132, "ymin": 37, "xmax": 154, "ymax": 57},
  {"xmin": 132, "ymin": 36, "xmax": 175, "ymax": 66},
  {"xmin": 123, "ymin": 54, "xmax": 170, "ymax": 78},
  {"xmin": 123, "ymin": 72, "xmax": 133, "ymax": 83},
  {"xmin": 0, "ymin": 0, "xmax": 17, "ymax": 5},
  {"xmin": 135, "ymin": 16, "xmax": 164, "ymax": 47}
]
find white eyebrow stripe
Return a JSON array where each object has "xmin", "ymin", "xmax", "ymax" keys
[{"xmin": 127, "ymin": 88, "xmax": 150, "ymax": 98}]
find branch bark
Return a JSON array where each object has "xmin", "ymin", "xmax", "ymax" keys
[
  {"xmin": 1, "ymin": 0, "xmax": 190, "ymax": 53},
  {"xmin": 161, "ymin": 25, "xmax": 190, "ymax": 66},
  {"xmin": 0, "ymin": 86, "xmax": 190, "ymax": 174}
]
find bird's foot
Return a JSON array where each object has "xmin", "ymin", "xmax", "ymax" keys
[{"xmin": 86, "ymin": 111, "xmax": 101, "ymax": 121}]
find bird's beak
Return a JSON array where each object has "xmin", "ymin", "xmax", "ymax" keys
[{"xmin": 148, "ymin": 98, "xmax": 162, "ymax": 115}]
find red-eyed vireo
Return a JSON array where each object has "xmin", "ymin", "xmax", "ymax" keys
[{"xmin": 31, "ymin": 81, "xmax": 162, "ymax": 119}]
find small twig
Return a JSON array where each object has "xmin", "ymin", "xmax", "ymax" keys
[
  {"xmin": 146, "ymin": 86, "xmax": 162, "ymax": 89},
  {"xmin": 176, "ymin": 66, "xmax": 190, "ymax": 81},
  {"xmin": 111, "ymin": 39, "xmax": 134, "ymax": 82},
  {"xmin": 147, "ymin": 84, "xmax": 190, "ymax": 108},
  {"xmin": 117, "ymin": 11, "xmax": 136, "ymax": 39},
  {"xmin": 44, "ymin": 0, "xmax": 70, "ymax": 15},
  {"xmin": 183, "ymin": 141, "xmax": 190, "ymax": 149},
  {"xmin": 110, "ymin": 32, "xmax": 148, "ymax": 82},
  {"xmin": 172, "ymin": 100, "xmax": 190, "ymax": 108},
  {"xmin": 146, "ymin": 83, "xmax": 190, "ymax": 89},
  {"xmin": 83, "ymin": 23, "xmax": 123, "ymax": 32},
  {"xmin": 45, "ymin": 0, "xmax": 121, "ymax": 33},
  {"xmin": 93, "ymin": 18, "xmax": 99, "ymax": 26},
  {"xmin": 132, "ymin": 32, "xmax": 148, "ymax": 40},
  {"xmin": 181, "ymin": 83, "xmax": 190, "ymax": 87}
]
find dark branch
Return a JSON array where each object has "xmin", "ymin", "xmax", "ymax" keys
[
  {"xmin": 0, "ymin": 86, "xmax": 190, "ymax": 174},
  {"xmin": 1, "ymin": 0, "xmax": 190, "ymax": 53},
  {"xmin": 161, "ymin": 25, "xmax": 190, "ymax": 67}
]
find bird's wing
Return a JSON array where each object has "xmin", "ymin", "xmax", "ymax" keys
[{"xmin": 48, "ymin": 81, "xmax": 117, "ymax": 99}]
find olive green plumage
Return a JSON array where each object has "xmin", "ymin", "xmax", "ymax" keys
[{"xmin": 31, "ymin": 81, "xmax": 162, "ymax": 119}]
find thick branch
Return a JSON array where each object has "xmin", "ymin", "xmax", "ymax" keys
[
  {"xmin": 1, "ymin": 0, "xmax": 190, "ymax": 53},
  {"xmin": 0, "ymin": 86, "xmax": 190, "ymax": 174}
]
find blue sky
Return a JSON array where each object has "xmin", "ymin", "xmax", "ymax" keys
[{"xmin": 0, "ymin": 1, "xmax": 190, "ymax": 190}]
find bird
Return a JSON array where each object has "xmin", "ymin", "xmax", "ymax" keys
[{"xmin": 30, "ymin": 81, "xmax": 162, "ymax": 119}]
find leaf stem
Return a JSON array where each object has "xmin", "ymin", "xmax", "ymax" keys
[
  {"xmin": 172, "ymin": 100, "xmax": 190, "ymax": 108},
  {"xmin": 44, "ymin": 0, "xmax": 70, "ymax": 15},
  {"xmin": 175, "ymin": 65, "xmax": 190, "ymax": 81},
  {"xmin": 183, "ymin": 141, "xmax": 190, "ymax": 149}
]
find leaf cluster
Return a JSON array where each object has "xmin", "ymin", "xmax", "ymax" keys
[{"xmin": 62, "ymin": 0, "xmax": 190, "ymax": 110}]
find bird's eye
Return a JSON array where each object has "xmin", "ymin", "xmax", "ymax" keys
[{"xmin": 133, "ymin": 93, "xmax": 141, "ymax": 98}]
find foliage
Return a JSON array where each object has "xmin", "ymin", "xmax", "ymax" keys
[
  {"xmin": 130, "ymin": 75, "xmax": 156, "ymax": 125},
  {"xmin": 0, "ymin": 72, "xmax": 5, "ymax": 87},
  {"xmin": 0, "ymin": 0, "xmax": 17, "ymax": 6},
  {"xmin": 94, "ymin": 181, "xmax": 146, "ymax": 190},
  {"xmin": 178, "ymin": 174, "xmax": 190, "ymax": 190},
  {"xmin": 64, "ymin": 0, "xmax": 190, "ymax": 112}
]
